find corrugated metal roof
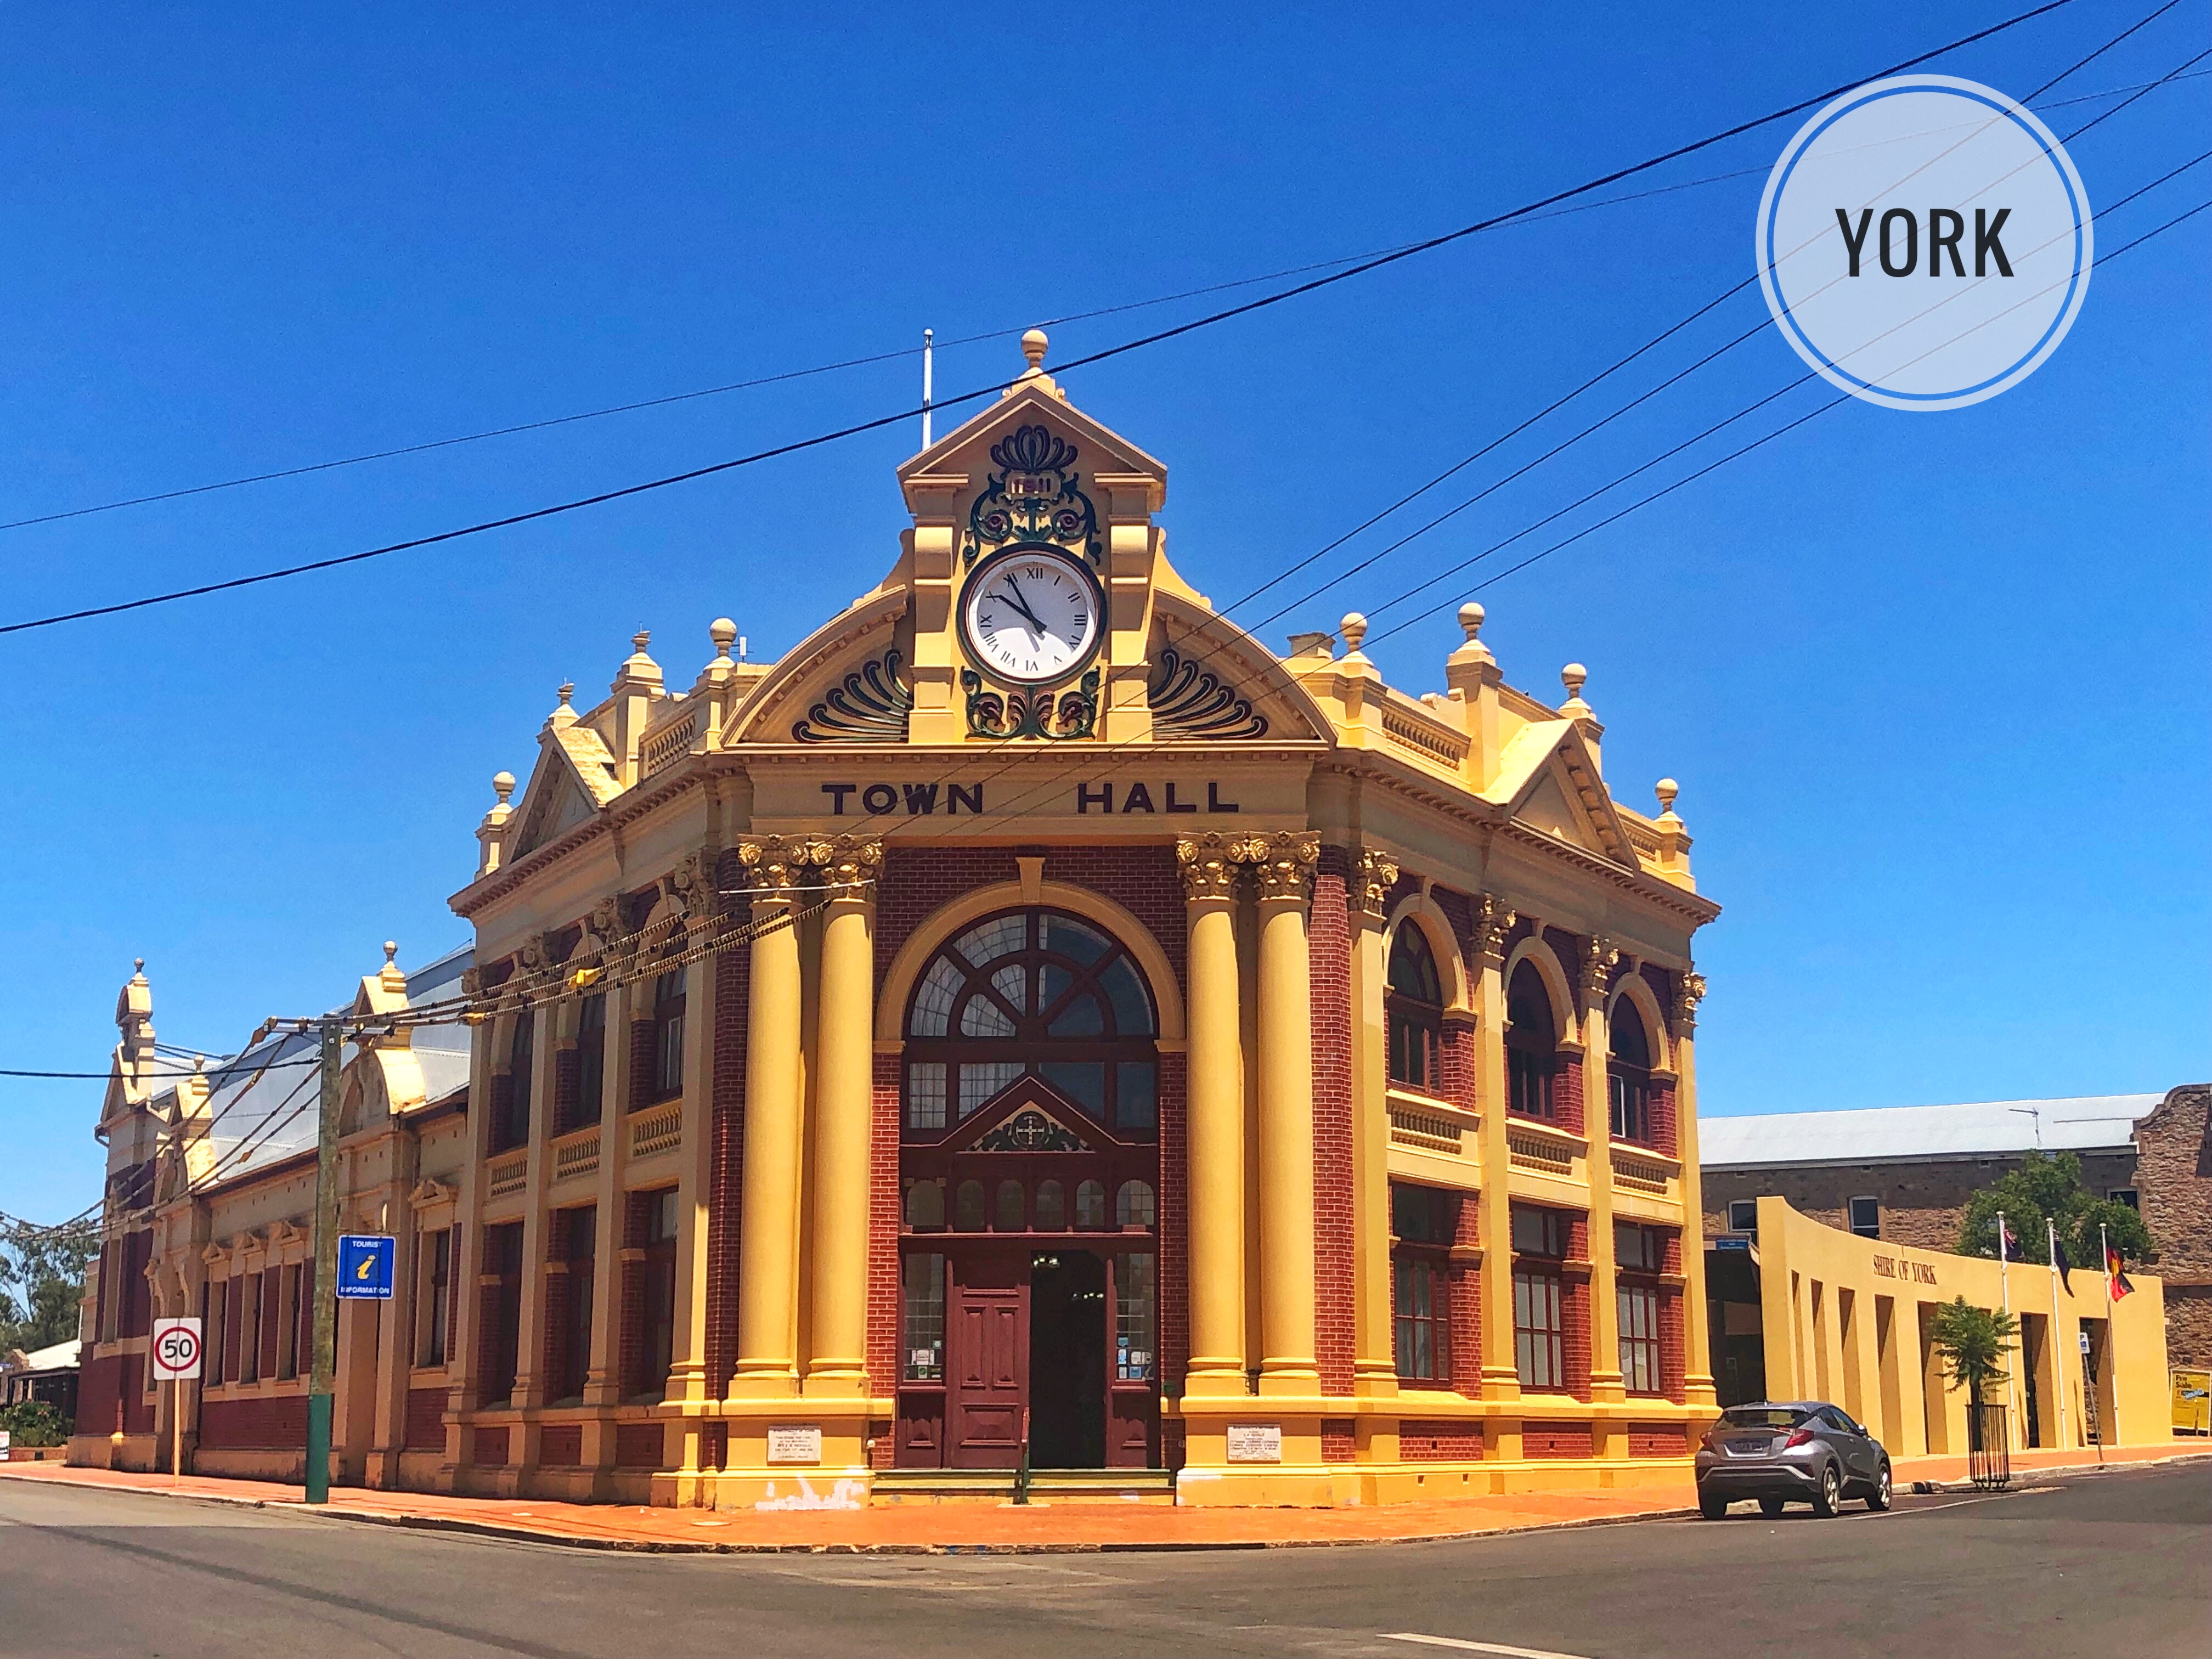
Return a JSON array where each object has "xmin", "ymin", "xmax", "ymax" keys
[{"xmin": 1700, "ymin": 1093, "xmax": 2162, "ymax": 1169}]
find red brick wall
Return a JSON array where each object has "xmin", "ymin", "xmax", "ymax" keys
[
  {"xmin": 223, "ymin": 1274, "xmax": 244, "ymax": 1384},
  {"xmin": 1629, "ymin": 1424, "xmax": 1688, "ymax": 1457},
  {"xmin": 614, "ymin": 1421, "xmax": 663, "ymax": 1468},
  {"xmin": 404, "ymin": 1386, "xmax": 447, "ymax": 1451},
  {"xmin": 74, "ymin": 1351, "xmax": 119, "ymax": 1437},
  {"xmin": 2126, "ymin": 1084, "xmax": 2210, "ymax": 1369},
  {"xmin": 539, "ymin": 1423, "xmax": 583, "ymax": 1465},
  {"xmin": 471, "ymin": 1425, "xmax": 510, "ymax": 1466},
  {"xmin": 1322, "ymin": 1416, "xmax": 1357, "ymax": 1462},
  {"xmin": 625, "ymin": 1017, "xmax": 656, "ymax": 1114},
  {"xmin": 1402, "ymin": 1419, "xmax": 1484, "ymax": 1460},
  {"xmin": 1564, "ymin": 1215, "xmax": 1592, "ymax": 1402},
  {"xmin": 199, "ymin": 1392, "xmax": 308, "ymax": 1450},
  {"xmin": 1158, "ymin": 1050, "xmax": 1189, "ymax": 1424},
  {"xmin": 868, "ymin": 1052, "xmax": 901, "ymax": 1400},
  {"xmin": 1525, "ymin": 1424, "xmax": 1594, "ymax": 1458},
  {"xmin": 259, "ymin": 1266, "xmax": 281, "ymax": 1380},
  {"xmin": 617, "ymin": 1193, "xmax": 648, "ymax": 1400},
  {"xmin": 1311, "ymin": 850, "xmax": 1355, "ymax": 1396},
  {"xmin": 1449, "ymin": 1188, "xmax": 1483, "ymax": 1398},
  {"xmin": 707, "ymin": 904, "xmax": 749, "ymax": 1401}
]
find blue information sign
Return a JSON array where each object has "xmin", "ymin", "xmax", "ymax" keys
[
  {"xmin": 336, "ymin": 1233, "xmax": 396, "ymax": 1299},
  {"xmin": 1714, "ymin": 1235, "xmax": 1752, "ymax": 1252}
]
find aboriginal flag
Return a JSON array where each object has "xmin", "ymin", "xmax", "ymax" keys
[
  {"xmin": 2106, "ymin": 1244, "xmax": 2135, "ymax": 1301},
  {"xmin": 2051, "ymin": 1233, "xmax": 2073, "ymax": 1295}
]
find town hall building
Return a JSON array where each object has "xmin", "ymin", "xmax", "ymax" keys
[{"xmin": 77, "ymin": 331, "xmax": 1724, "ymax": 1506}]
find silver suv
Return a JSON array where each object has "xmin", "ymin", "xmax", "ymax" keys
[{"xmin": 1695, "ymin": 1401, "xmax": 1893, "ymax": 1518}]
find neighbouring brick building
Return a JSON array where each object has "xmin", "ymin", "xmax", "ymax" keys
[
  {"xmin": 77, "ymin": 332, "xmax": 1724, "ymax": 1506},
  {"xmin": 1702, "ymin": 1085, "xmax": 2211, "ymax": 1370}
]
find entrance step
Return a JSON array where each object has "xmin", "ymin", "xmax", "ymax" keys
[{"xmin": 872, "ymin": 1468, "xmax": 1177, "ymax": 1506}]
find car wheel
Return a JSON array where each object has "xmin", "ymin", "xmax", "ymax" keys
[
  {"xmin": 1758, "ymin": 1495, "xmax": 1786, "ymax": 1517},
  {"xmin": 1865, "ymin": 1463, "xmax": 1892, "ymax": 1511},
  {"xmin": 1699, "ymin": 1492, "xmax": 1730, "ymax": 1519},
  {"xmin": 1812, "ymin": 1463, "xmax": 1841, "ymax": 1517}
]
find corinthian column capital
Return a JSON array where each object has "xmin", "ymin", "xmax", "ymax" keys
[
  {"xmin": 1350, "ymin": 847, "xmax": 1399, "ymax": 925},
  {"xmin": 1242, "ymin": 831, "xmax": 1320, "ymax": 905},
  {"xmin": 736, "ymin": 836, "xmax": 809, "ymax": 900},
  {"xmin": 1577, "ymin": 933, "xmax": 1620, "ymax": 1007},
  {"xmin": 1176, "ymin": 833, "xmax": 1243, "ymax": 902},
  {"xmin": 1468, "ymin": 892, "xmax": 1516, "ymax": 964},
  {"xmin": 1673, "ymin": 969, "xmax": 1707, "ymax": 1031},
  {"xmin": 818, "ymin": 833, "xmax": 884, "ymax": 894}
]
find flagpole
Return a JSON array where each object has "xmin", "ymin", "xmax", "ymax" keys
[
  {"xmin": 2050, "ymin": 1218, "xmax": 2068, "ymax": 1451},
  {"xmin": 2096, "ymin": 1222, "xmax": 2112, "ymax": 1462}
]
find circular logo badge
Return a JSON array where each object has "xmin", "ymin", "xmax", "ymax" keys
[{"xmin": 1757, "ymin": 76, "xmax": 2092, "ymax": 411}]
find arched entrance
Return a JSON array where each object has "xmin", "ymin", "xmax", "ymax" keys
[{"xmin": 893, "ymin": 907, "xmax": 1160, "ymax": 1470}]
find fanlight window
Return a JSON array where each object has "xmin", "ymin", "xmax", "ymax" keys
[
  {"xmin": 1609, "ymin": 1000, "xmax": 1655, "ymax": 1145},
  {"xmin": 902, "ymin": 909, "xmax": 1159, "ymax": 1138},
  {"xmin": 1505, "ymin": 960, "xmax": 1558, "ymax": 1120}
]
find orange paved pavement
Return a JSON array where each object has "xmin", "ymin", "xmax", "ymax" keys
[{"xmin": 2, "ymin": 1443, "xmax": 2198, "ymax": 1554}]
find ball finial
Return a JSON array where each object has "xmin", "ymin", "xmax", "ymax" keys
[
  {"xmin": 134, "ymin": 957, "xmax": 145, "ymax": 973},
  {"xmin": 631, "ymin": 629, "xmax": 651, "ymax": 654},
  {"xmin": 1020, "ymin": 328, "xmax": 1048, "ymax": 369},
  {"xmin": 709, "ymin": 618, "xmax": 737, "ymax": 658},
  {"xmin": 555, "ymin": 682, "xmax": 574, "ymax": 707},
  {"xmin": 383, "ymin": 940, "xmax": 399, "ymax": 966},
  {"xmin": 492, "ymin": 770, "xmax": 516, "ymax": 803},
  {"xmin": 1655, "ymin": 778, "xmax": 1679, "ymax": 814},
  {"xmin": 1340, "ymin": 612, "xmax": 1369, "ymax": 652},
  {"xmin": 1561, "ymin": 662, "xmax": 1588, "ymax": 697},
  {"xmin": 1458, "ymin": 601, "xmax": 1485, "ymax": 642}
]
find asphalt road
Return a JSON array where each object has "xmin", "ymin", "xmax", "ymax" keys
[{"xmin": 1, "ymin": 1462, "xmax": 2204, "ymax": 1659}]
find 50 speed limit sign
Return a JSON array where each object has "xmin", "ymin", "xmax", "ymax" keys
[{"xmin": 151, "ymin": 1317, "xmax": 204, "ymax": 1381}]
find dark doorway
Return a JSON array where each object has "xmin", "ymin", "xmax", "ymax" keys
[{"xmin": 1028, "ymin": 1251, "xmax": 1106, "ymax": 1468}]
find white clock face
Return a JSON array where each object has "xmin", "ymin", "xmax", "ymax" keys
[{"xmin": 962, "ymin": 548, "xmax": 1102, "ymax": 686}]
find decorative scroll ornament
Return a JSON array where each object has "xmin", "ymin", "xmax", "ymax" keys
[
  {"xmin": 1468, "ymin": 893, "xmax": 1516, "ymax": 963},
  {"xmin": 1577, "ymin": 933, "xmax": 1620, "ymax": 1006},
  {"xmin": 1176, "ymin": 832, "xmax": 1244, "ymax": 902},
  {"xmin": 1243, "ymin": 831, "xmax": 1321, "ymax": 903},
  {"xmin": 1673, "ymin": 970, "xmax": 1707, "ymax": 1031},
  {"xmin": 1351, "ymin": 847, "xmax": 1400, "ymax": 922},
  {"xmin": 1147, "ymin": 646, "xmax": 1268, "ymax": 740},
  {"xmin": 977, "ymin": 1107, "xmax": 1090, "ymax": 1153},
  {"xmin": 579, "ymin": 896, "xmax": 629, "ymax": 964},
  {"xmin": 963, "ymin": 666, "xmax": 1100, "ymax": 741},
  {"xmin": 962, "ymin": 424, "xmax": 1101, "ymax": 569},
  {"xmin": 793, "ymin": 647, "xmax": 914, "ymax": 743}
]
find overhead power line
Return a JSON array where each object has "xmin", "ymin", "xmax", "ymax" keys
[{"xmin": 0, "ymin": 0, "xmax": 2093, "ymax": 638}]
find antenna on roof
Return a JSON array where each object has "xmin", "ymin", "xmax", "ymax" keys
[
  {"xmin": 2006, "ymin": 1104, "xmax": 2043, "ymax": 1149},
  {"xmin": 921, "ymin": 328, "xmax": 934, "ymax": 450}
]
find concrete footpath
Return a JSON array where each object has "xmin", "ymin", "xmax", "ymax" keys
[{"xmin": 2, "ymin": 1443, "xmax": 2199, "ymax": 1555}]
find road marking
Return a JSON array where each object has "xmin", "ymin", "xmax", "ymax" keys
[{"xmin": 1383, "ymin": 1634, "xmax": 1600, "ymax": 1659}]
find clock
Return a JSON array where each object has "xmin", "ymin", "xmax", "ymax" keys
[{"xmin": 960, "ymin": 544, "xmax": 1104, "ymax": 686}]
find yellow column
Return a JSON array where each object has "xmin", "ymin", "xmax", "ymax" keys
[
  {"xmin": 804, "ymin": 836, "xmax": 881, "ymax": 1397},
  {"xmin": 731, "ymin": 838, "xmax": 805, "ymax": 1397},
  {"xmin": 1672, "ymin": 972, "xmax": 1717, "ymax": 1407},
  {"xmin": 1580, "ymin": 937, "xmax": 1624, "ymax": 1407},
  {"xmin": 1177, "ymin": 835, "xmax": 1245, "ymax": 1397},
  {"xmin": 1251, "ymin": 832, "xmax": 1319, "ymax": 1395},
  {"xmin": 1470, "ymin": 898, "xmax": 1521, "ymax": 1404},
  {"xmin": 1349, "ymin": 848, "xmax": 1398, "ymax": 1396}
]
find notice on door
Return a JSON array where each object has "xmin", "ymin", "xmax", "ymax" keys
[
  {"xmin": 1226, "ymin": 1423, "xmax": 1283, "ymax": 1464},
  {"xmin": 766, "ymin": 1424, "xmax": 823, "ymax": 1465}
]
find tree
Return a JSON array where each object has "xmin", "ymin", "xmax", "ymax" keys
[
  {"xmin": 1957, "ymin": 1149, "xmax": 2153, "ymax": 1269},
  {"xmin": 0, "ymin": 1223, "xmax": 96, "ymax": 1356},
  {"xmin": 1929, "ymin": 1296, "xmax": 2018, "ymax": 1409}
]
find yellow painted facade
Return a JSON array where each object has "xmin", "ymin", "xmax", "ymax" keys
[
  {"xmin": 79, "ymin": 334, "xmax": 1730, "ymax": 1508},
  {"xmin": 1729, "ymin": 1198, "xmax": 2173, "ymax": 1455}
]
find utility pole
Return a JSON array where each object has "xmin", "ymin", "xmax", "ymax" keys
[{"xmin": 304, "ymin": 1015, "xmax": 341, "ymax": 1504}]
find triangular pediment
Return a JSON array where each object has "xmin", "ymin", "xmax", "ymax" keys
[
  {"xmin": 1488, "ymin": 720, "xmax": 1637, "ymax": 867},
  {"xmin": 507, "ymin": 734, "xmax": 609, "ymax": 859},
  {"xmin": 899, "ymin": 374, "xmax": 1166, "ymax": 498},
  {"xmin": 943, "ymin": 1071, "xmax": 1129, "ymax": 1152}
]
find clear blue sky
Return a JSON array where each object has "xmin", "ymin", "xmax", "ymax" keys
[{"xmin": 3, "ymin": 3, "xmax": 2204, "ymax": 1224}]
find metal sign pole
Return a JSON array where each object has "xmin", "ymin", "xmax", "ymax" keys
[{"xmin": 304, "ymin": 1017, "xmax": 341, "ymax": 1504}]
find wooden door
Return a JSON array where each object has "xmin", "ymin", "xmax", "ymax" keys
[{"xmin": 948, "ymin": 1254, "xmax": 1028, "ymax": 1469}]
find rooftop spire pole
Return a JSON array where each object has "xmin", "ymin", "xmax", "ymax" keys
[{"xmin": 921, "ymin": 328, "xmax": 934, "ymax": 449}]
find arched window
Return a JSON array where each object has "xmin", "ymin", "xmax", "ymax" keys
[
  {"xmin": 1115, "ymin": 1180, "xmax": 1155, "ymax": 1230},
  {"xmin": 995, "ymin": 1179, "xmax": 1025, "ymax": 1231},
  {"xmin": 902, "ymin": 909, "xmax": 1160, "ymax": 1137},
  {"xmin": 1505, "ymin": 961, "xmax": 1557, "ymax": 1120},
  {"xmin": 904, "ymin": 1178, "xmax": 945, "ymax": 1230},
  {"xmin": 1386, "ymin": 924, "xmax": 1445, "ymax": 1093},
  {"xmin": 1034, "ymin": 1179, "xmax": 1066, "ymax": 1231},
  {"xmin": 1609, "ymin": 1001, "xmax": 1654, "ymax": 1145},
  {"xmin": 1074, "ymin": 1180, "xmax": 1108, "ymax": 1229},
  {"xmin": 955, "ymin": 1180, "xmax": 987, "ymax": 1232},
  {"xmin": 495, "ymin": 1012, "xmax": 535, "ymax": 1153}
]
